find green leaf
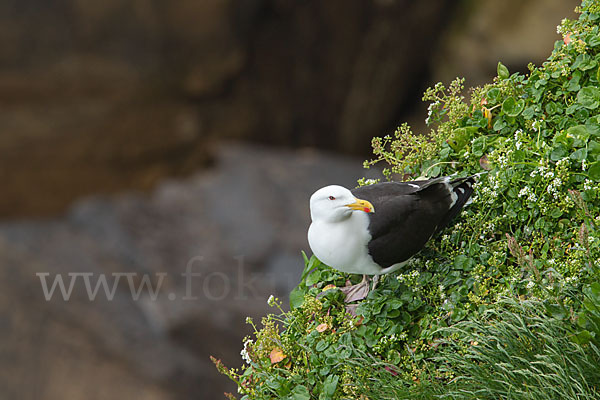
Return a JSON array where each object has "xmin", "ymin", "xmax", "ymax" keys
[
  {"xmin": 315, "ymin": 340, "xmax": 329, "ymax": 352},
  {"xmin": 549, "ymin": 207, "xmax": 563, "ymax": 218},
  {"xmin": 471, "ymin": 137, "xmax": 486, "ymax": 157},
  {"xmin": 534, "ymin": 217, "xmax": 547, "ymax": 230},
  {"xmin": 290, "ymin": 286, "xmax": 305, "ymax": 309},
  {"xmin": 439, "ymin": 146, "xmax": 451, "ymax": 160},
  {"xmin": 586, "ymin": 122, "xmax": 600, "ymax": 137},
  {"xmin": 454, "ymin": 255, "xmax": 473, "ymax": 271},
  {"xmin": 572, "ymin": 53, "xmax": 597, "ymax": 71},
  {"xmin": 301, "ymin": 250, "xmax": 309, "ymax": 266},
  {"xmin": 567, "ymin": 124, "xmax": 591, "ymax": 147},
  {"xmin": 550, "ymin": 144, "xmax": 568, "ymax": 160},
  {"xmin": 428, "ymin": 165, "xmax": 441, "ymax": 177},
  {"xmin": 290, "ymin": 385, "xmax": 310, "ymax": 400},
  {"xmin": 545, "ymin": 101, "xmax": 559, "ymax": 115},
  {"xmin": 497, "ymin": 61, "xmax": 509, "ymax": 80},
  {"xmin": 571, "ymin": 148, "xmax": 588, "ymax": 161},
  {"xmin": 300, "ymin": 254, "xmax": 320, "ymax": 282},
  {"xmin": 486, "ymin": 88, "xmax": 500, "ymax": 103},
  {"xmin": 320, "ymin": 375, "xmax": 339, "ymax": 399},
  {"xmin": 589, "ymin": 162, "xmax": 600, "ymax": 181},
  {"xmin": 448, "ymin": 127, "xmax": 477, "ymax": 151},
  {"xmin": 408, "ymin": 297, "xmax": 423, "ymax": 311},
  {"xmin": 451, "ymin": 308, "xmax": 468, "ymax": 322},
  {"xmin": 566, "ymin": 103, "xmax": 580, "ymax": 115},
  {"xmin": 502, "ymin": 97, "xmax": 525, "ymax": 117},
  {"xmin": 545, "ymin": 303, "xmax": 568, "ymax": 319},
  {"xmin": 572, "ymin": 329, "xmax": 593, "ymax": 345},
  {"xmin": 493, "ymin": 117, "xmax": 507, "ymax": 131},
  {"xmin": 589, "ymin": 140, "xmax": 600, "ymax": 157},
  {"xmin": 387, "ymin": 309, "xmax": 400, "ymax": 318},
  {"xmin": 577, "ymin": 86, "xmax": 600, "ymax": 109},
  {"xmin": 589, "ymin": 30, "xmax": 600, "ymax": 47},
  {"xmin": 522, "ymin": 106, "xmax": 535, "ymax": 119},
  {"xmin": 306, "ymin": 269, "xmax": 322, "ymax": 286}
]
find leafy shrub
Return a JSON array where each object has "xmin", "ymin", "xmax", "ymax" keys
[
  {"xmin": 214, "ymin": 1, "xmax": 600, "ymax": 398},
  {"xmin": 346, "ymin": 298, "xmax": 600, "ymax": 400},
  {"xmin": 431, "ymin": 299, "xmax": 600, "ymax": 400}
]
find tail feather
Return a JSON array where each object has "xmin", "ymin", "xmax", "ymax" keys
[{"xmin": 436, "ymin": 175, "xmax": 477, "ymax": 232}]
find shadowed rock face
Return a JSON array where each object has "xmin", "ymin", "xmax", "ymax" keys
[
  {"xmin": 0, "ymin": 0, "xmax": 455, "ymax": 217},
  {"xmin": 0, "ymin": 143, "xmax": 381, "ymax": 399},
  {"xmin": 0, "ymin": 0, "xmax": 575, "ymax": 218}
]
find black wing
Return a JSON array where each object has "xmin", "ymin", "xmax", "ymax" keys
[{"xmin": 351, "ymin": 177, "xmax": 475, "ymax": 268}]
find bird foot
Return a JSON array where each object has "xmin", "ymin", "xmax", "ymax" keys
[{"xmin": 340, "ymin": 279, "xmax": 370, "ymax": 303}]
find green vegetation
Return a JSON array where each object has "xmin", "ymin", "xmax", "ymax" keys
[{"xmin": 213, "ymin": 1, "xmax": 600, "ymax": 398}]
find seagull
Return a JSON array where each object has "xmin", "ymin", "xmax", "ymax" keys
[{"xmin": 308, "ymin": 176, "xmax": 476, "ymax": 301}]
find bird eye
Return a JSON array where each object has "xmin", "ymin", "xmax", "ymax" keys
[{"xmin": 328, "ymin": 196, "xmax": 336, "ymax": 200}]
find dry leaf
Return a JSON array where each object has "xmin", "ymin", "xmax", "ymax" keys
[
  {"xmin": 269, "ymin": 348, "xmax": 286, "ymax": 364},
  {"xmin": 483, "ymin": 107, "xmax": 492, "ymax": 129},
  {"xmin": 479, "ymin": 154, "xmax": 491, "ymax": 170},
  {"xmin": 316, "ymin": 323, "xmax": 328, "ymax": 332}
]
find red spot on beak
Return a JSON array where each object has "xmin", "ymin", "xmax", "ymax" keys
[{"xmin": 364, "ymin": 207, "xmax": 370, "ymax": 212}]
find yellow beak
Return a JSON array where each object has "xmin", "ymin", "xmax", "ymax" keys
[{"xmin": 345, "ymin": 198, "xmax": 375, "ymax": 213}]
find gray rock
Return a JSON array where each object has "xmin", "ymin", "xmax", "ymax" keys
[{"xmin": 0, "ymin": 143, "xmax": 381, "ymax": 399}]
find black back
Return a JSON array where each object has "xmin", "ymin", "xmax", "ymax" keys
[{"xmin": 351, "ymin": 176, "xmax": 475, "ymax": 268}]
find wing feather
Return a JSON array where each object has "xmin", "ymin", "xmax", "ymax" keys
[{"xmin": 351, "ymin": 177, "xmax": 473, "ymax": 268}]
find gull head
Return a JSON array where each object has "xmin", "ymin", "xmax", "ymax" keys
[{"xmin": 309, "ymin": 185, "xmax": 374, "ymax": 223}]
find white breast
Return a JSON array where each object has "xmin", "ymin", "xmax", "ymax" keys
[{"xmin": 308, "ymin": 211, "xmax": 383, "ymax": 275}]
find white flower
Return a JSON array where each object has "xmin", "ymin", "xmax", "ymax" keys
[
  {"xmin": 526, "ymin": 281, "xmax": 535, "ymax": 289},
  {"xmin": 518, "ymin": 186, "xmax": 537, "ymax": 202},
  {"xmin": 514, "ymin": 130, "xmax": 524, "ymax": 150},
  {"xmin": 496, "ymin": 154, "xmax": 508, "ymax": 167},
  {"xmin": 546, "ymin": 177, "xmax": 563, "ymax": 199},
  {"xmin": 565, "ymin": 275, "xmax": 579, "ymax": 285},
  {"xmin": 240, "ymin": 348, "xmax": 251, "ymax": 364},
  {"xmin": 241, "ymin": 338, "xmax": 253, "ymax": 364},
  {"xmin": 426, "ymin": 102, "xmax": 438, "ymax": 124},
  {"xmin": 557, "ymin": 157, "xmax": 570, "ymax": 168}
]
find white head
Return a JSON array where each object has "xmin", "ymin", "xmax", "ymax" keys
[{"xmin": 309, "ymin": 185, "xmax": 375, "ymax": 223}]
